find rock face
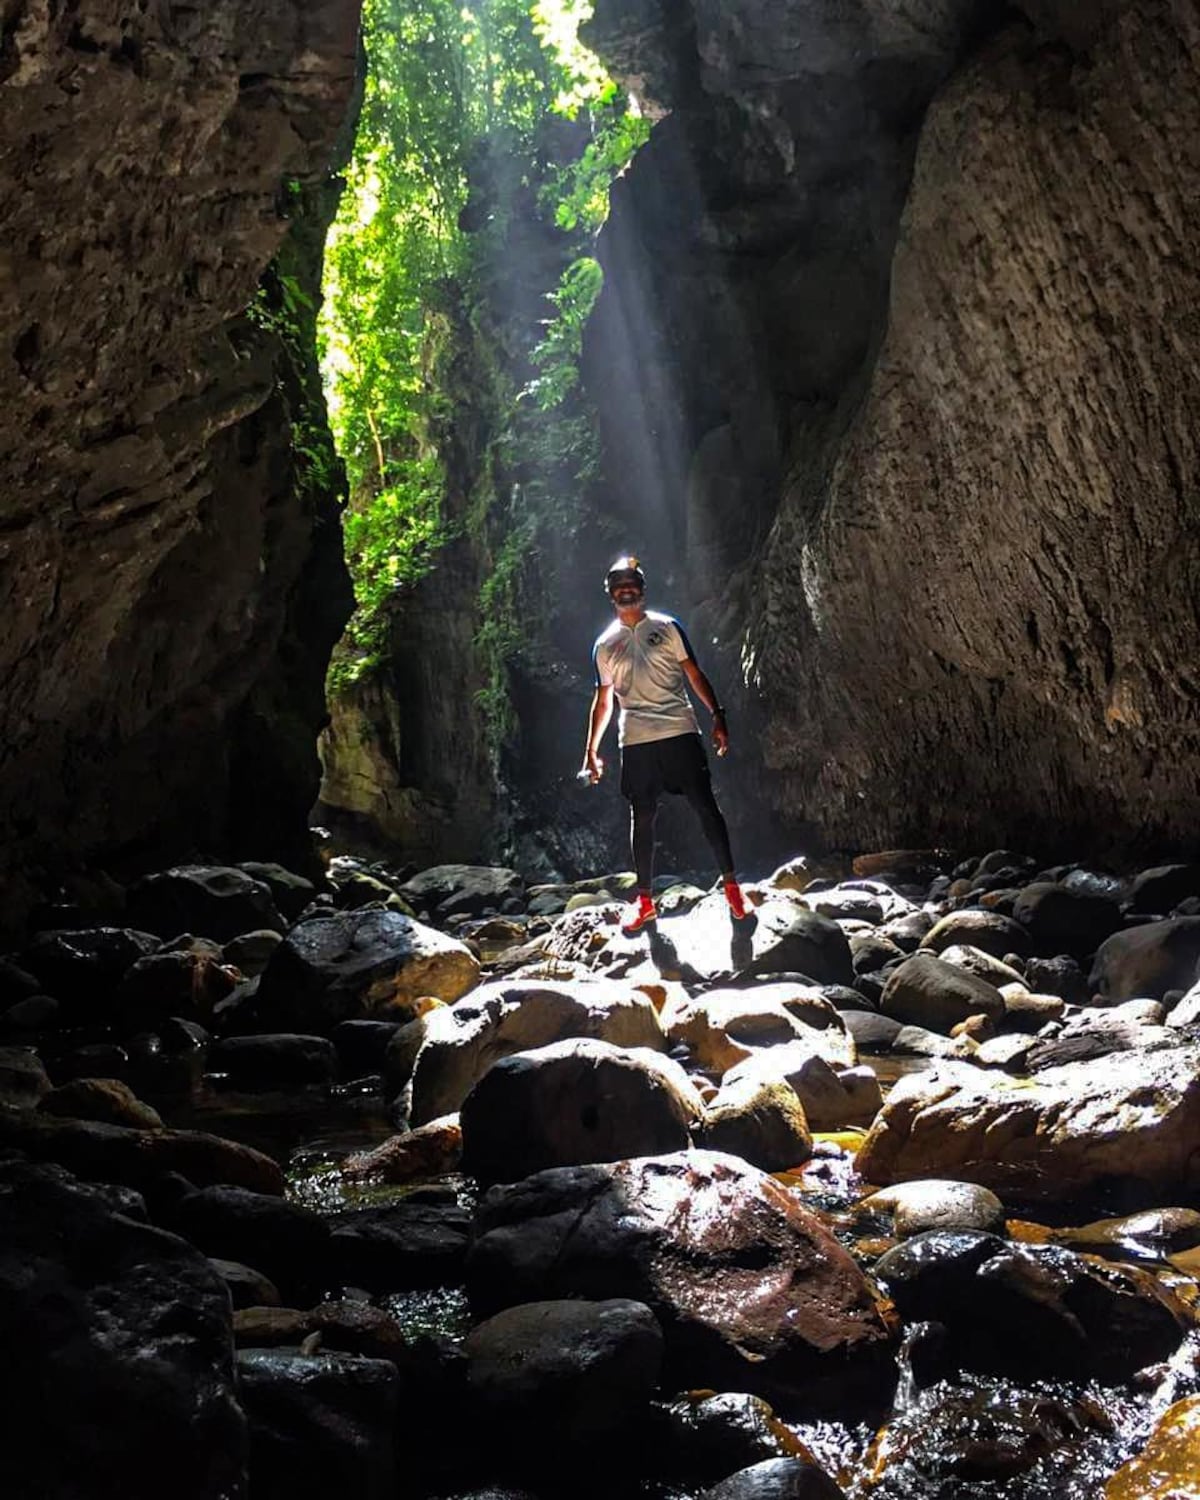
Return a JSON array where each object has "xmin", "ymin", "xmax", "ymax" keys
[
  {"xmin": 585, "ymin": 0, "xmax": 1200, "ymax": 861},
  {"xmin": 0, "ymin": 0, "xmax": 359, "ymax": 926}
]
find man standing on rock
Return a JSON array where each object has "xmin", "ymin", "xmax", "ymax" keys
[{"xmin": 580, "ymin": 555, "xmax": 751, "ymax": 935}]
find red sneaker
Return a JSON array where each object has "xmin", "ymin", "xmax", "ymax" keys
[
  {"xmin": 724, "ymin": 880, "xmax": 751, "ymax": 921},
  {"xmin": 620, "ymin": 892, "xmax": 657, "ymax": 935}
]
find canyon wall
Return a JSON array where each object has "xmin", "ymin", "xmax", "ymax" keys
[
  {"xmin": 0, "ymin": 0, "xmax": 359, "ymax": 917},
  {"xmin": 585, "ymin": 0, "xmax": 1200, "ymax": 863}
]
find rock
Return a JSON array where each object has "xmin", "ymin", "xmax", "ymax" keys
[
  {"xmin": 332, "ymin": 1018, "xmax": 401, "ymax": 1075},
  {"xmin": 258, "ymin": 909, "xmax": 481, "ymax": 1033},
  {"xmin": 40, "ymin": 1077, "xmax": 163, "ymax": 1128},
  {"xmin": 0, "ymin": 1158, "xmax": 244, "ymax": 1499},
  {"xmin": 1128, "ymin": 865, "xmax": 1200, "ymax": 916},
  {"xmin": 1023, "ymin": 954, "xmax": 1089, "ymax": 1005},
  {"xmin": 20, "ymin": 927, "xmax": 160, "ymax": 1017},
  {"xmin": 858, "ymin": 1181, "xmax": 1006, "ymax": 1238},
  {"xmin": 874, "ymin": 1230, "xmax": 1187, "ymax": 1381},
  {"xmin": 1011, "ymin": 882, "xmax": 1122, "ymax": 957},
  {"xmin": 999, "ymin": 988, "xmax": 1065, "ymax": 1033},
  {"xmin": 1167, "ymin": 978, "xmax": 1200, "ymax": 1029},
  {"xmin": 211, "ymin": 1257, "xmax": 282, "ymax": 1309},
  {"xmin": 170, "ymin": 1186, "xmax": 330, "ymax": 1296},
  {"xmin": 128, "ymin": 865, "xmax": 284, "ymax": 941},
  {"xmin": 398, "ymin": 863, "xmax": 524, "ymax": 920},
  {"xmin": 700, "ymin": 1458, "xmax": 845, "ymax": 1499},
  {"xmin": 723, "ymin": 1045, "xmax": 880, "ymax": 1130},
  {"xmin": 468, "ymin": 1150, "xmax": 892, "ymax": 1406},
  {"xmin": 0, "ymin": 956, "xmax": 42, "ymax": 1005},
  {"xmin": 655, "ymin": 1392, "xmax": 817, "ymax": 1482},
  {"xmin": 857, "ymin": 1047, "xmax": 1200, "ymax": 1199},
  {"xmin": 665, "ymin": 987, "xmax": 856, "ymax": 1074},
  {"xmin": 1052, "ymin": 1208, "xmax": 1200, "ymax": 1259},
  {"xmin": 880, "ymin": 953, "xmax": 1005, "ymax": 1034},
  {"xmin": 1089, "ymin": 917, "xmax": 1200, "ymax": 1003},
  {"xmin": 124, "ymin": 1019, "xmax": 208, "ymax": 1099},
  {"xmin": 920, "ymin": 910, "xmax": 1031, "ymax": 961},
  {"xmin": 460, "ymin": 1037, "xmax": 702, "ymax": 1185},
  {"xmin": 1023, "ymin": 1013, "xmax": 1177, "ymax": 1071},
  {"xmin": 465, "ymin": 1298, "xmax": 663, "ymax": 1445},
  {"xmin": 0, "ymin": 992, "xmax": 59, "ymax": 1037},
  {"xmin": 850, "ymin": 932, "xmax": 904, "ymax": 974},
  {"xmin": 209, "ymin": 1034, "xmax": 338, "ymax": 1091},
  {"xmin": 116, "ymin": 941, "xmax": 241, "ymax": 1028},
  {"xmin": 237, "ymin": 1349, "xmax": 398, "ymax": 1500},
  {"xmin": 893, "ymin": 1024, "xmax": 976, "ymax": 1060},
  {"xmin": 236, "ymin": 862, "xmax": 319, "ymax": 921},
  {"xmin": 936, "ymin": 944, "xmax": 1025, "ymax": 989},
  {"xmin": 330, "ymin": 868, "xmax": 415, "ymax": 912},
  {"xmin": 327, "ymin": 1200, "xmax": 471, "ymax": 1289},
  {"xmin": 0, "ymin": 1104, "xmax": 283, "ymax": 1194},
  {"xmin": 223, "ymin": 928, "xmax": 284, "ymax": 977},
  {"xmin": 879, "ymin": 912, "xmax": 934, "ymax": 952},
  {"xmin": 0, "ymin": 1045, "xmax": 51, "ymax": 1107},
  {"xmin": 974, "ymin": 1034, "xmax": 1034, "ymax": 1071},
  {"xmin": 308, "ymin": 1300, "xmax": 412, "ymax": 1363},
  {"xmin": 1105, "ymin": 1395, "xmax": 1200, "ymax": 1500},
  {"xmin": 234, "ymin": 1306, "xmax": 313, "ymax": 1346},
  {"xmin": 841, "ymin": 1010, "xmax": 904, "ymax": 1052},
  {"xmin": 696, "ymin": 1076, "xmax": 812, "ymax": 1172},
  {"xmin": 803, "ymin": 887, "xmax": 884, "ymax": 924},
  {"xmin": 344, "ymin": 1116, "xmax": 462, "ymax": 1182},
  {"xmin": 396, "ymin": 977, "xmax": 665, "ymax": 1124}
]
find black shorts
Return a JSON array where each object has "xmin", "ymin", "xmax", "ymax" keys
[{"xmin": 620, "ymin": 732, "xmax": 710, "ymax": 802}]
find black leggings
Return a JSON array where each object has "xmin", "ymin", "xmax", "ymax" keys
[{"xmin": 630, "ymin": 783, "xmax": 734, "ymax": 891}]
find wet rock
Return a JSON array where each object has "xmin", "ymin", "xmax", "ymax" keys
[
  {"xmin": 125, "ymin": 1019, "xmax": 208, "ymax": 1099},
  {"xmin": 39, "ymin": 1077, "xmax": 163, "ymax": 1128},
  {"xmin": 209, "ymin": 1034, "xmax": 338, "ymax": 1091},
  {"xmin": 655, "ymin": 1392, "xmax": 817, "ymax": 1482},
  {"xmin": 395, "ymin": 977, "xmax": 664, "ymax": 1124},
  {"xmin": 858, "ymin": 1181, "xmax": 1005, "ymax": 1238},
  {"xmin": 0, "ymin": 1045, "xmax": 50, "ymax": 1107},
  {"xmin": 1023, "ymin": 954, "xmax": 1089, "ymax": 1005},
  {"xmin": 344, "ymin": 1115, "xmax": 462, "ymax": 1182},
  {"xmin": 874, "ymin": 1230, "xmax": 1187, "ymax": 1380},
  {"xmin": 398, "ymin": 864, "xmax": 524, "ymax": 920},
  {"xmin": 0, "ymin": 992, "xmax": 59, "ymax": 1037},
  {"xmin": 460, "ymin": 1037, "xmax": 702, "ymax": 1185},
  {"xmin": 858, "ymin": 1047, "xmax": 1200, "ymax": 1198},
  {"xmin": 0, "ymin": 1158, "xmax": 244, "ymax": 1499},
  {"xmin": 237, "ymin": 862, "xmax": 318, "ymax": 922},
  {"xmin": 1053, "ymin": 1208, "xmax": 1200, "ymax": 1259},
  {"xmin": 327, "ymin": 1200, "xmax": 471, "ymax": 1289},
  {"xmin": 1089, "ymin": 917, "xmax": 1200, "ymax": 1003},
  {"xmin": 237, "ymin": 1348, "xmax": 398, "ymax": 1500},
  {"xmin": 116, "ymin": 939, "xmax": 240, "ymax": 1028},
  {"xmin": 1011, "ymin": 882, "xmax": 1122, "ymax": 957},
  {"xmin": 0, "ymin": 1104, "xmax": 283, "ymax": 1193},
  {"xmin": 468, "ymin": 1150, "xmax": 892, "ymax": 1406},
  {"xmin": 880, "ymin": 953, "xmax": 1005, "ymax": 1034},
  {"xmin": 211, "ymin": 1256, "xmax": 282, "ymax": 1309},
  {"xmin": 696, "ymin": 1076, "xmax": 812, "ymax": 1172},
  {"xmin": 170, "ymin": 1185, "xmax": 330, "ymax": 1296},
  {"xmin": 920, "ymin": 911, "xmax": 1031, "ymax": 961},
  {"xmin": 700, "ymin": 1457, "xmax": 845, "ymax": 1499},
  {"xmin": 128, "ymin": 865, "xmax": 284, "ymax": 942},
  {"xmin": 53, "ymin": 1040, "xmax": 132, "ymax": 1083},
  {"xmin": 223, "ymin": 928, "xmax": 284, "ymax": 977},
  {"xmin": 665, "ymin": 988, "xmax": 856, "ymax": 1074},
  {"xmin": 235, "ymin": 1306, "xmax": 312, "ymax": 1346},
  {"xmin": 20, "ymin": 927, "xmax": 160, "ymax": 1017},
  {"xmin": 1128, "ymin": 866, "xmax": 1200, "ymax": 916},
  {"xmin": 723, "ymin": 1044, "xmax": 880, "ymax": 1130},
  {"xmin": 466, "ymin": 1298, "xmax": 663, "ymax": 1446},
  {"xmin": 258, "ymin": 909, "xmax": 481, "ymax": 1033},
  {"xmin": 332, "ymin": 1018, "xmax": 401, "ymax": 1075},
  {"xmin": 1105, "ymin": 1394, "xmax": 1200, "ymax": 1500},
  {"xmin": 308, "ymin": 1300, "xmax": 412, "ymax": 1362}
]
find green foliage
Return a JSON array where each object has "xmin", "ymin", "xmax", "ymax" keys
[{"xmin": 321, "ymin": 0, "xmax": 649, "ymax": 744}]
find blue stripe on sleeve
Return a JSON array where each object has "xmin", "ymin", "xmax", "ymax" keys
[{"xmin": 668, "ymin": 616, "xmax": 697, "ymax": 662}]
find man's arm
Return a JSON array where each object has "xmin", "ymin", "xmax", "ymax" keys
[
  {"xmin": 581, "ymin": 683, "xmax": 614, "ymax": 781},
  {"xmin": 681, "ymin": 657, "xmax": 729, "ymax": 756}
]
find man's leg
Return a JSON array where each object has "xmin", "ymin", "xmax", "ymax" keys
[
  {"xmin": 683, "ymin": 778, "xmax": 735, "ymax": 879},
  {"xmin": 630, "ymin": 794, "xmax": 659, "ymax": 891}
]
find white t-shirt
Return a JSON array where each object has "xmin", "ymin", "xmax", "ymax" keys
[{"xmin": 592, "ymin": 610, "xmax": 701, "ymax": 747}]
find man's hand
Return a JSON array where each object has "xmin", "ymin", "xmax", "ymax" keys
[
  {"xmin": 712, "ymin": 711, "xmax": 729, "ymax": 758},
  {"xmin": 580, "ymin": 751, "xmax": 604, "ymax": 784}
]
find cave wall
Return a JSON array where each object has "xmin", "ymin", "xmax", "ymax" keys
[
  {"xmin": 585, "ymin": 0, "xmax": 1200, "ymax": 863},
  {"xmin": 0, "ymin": 0, "xmax": 359, "ymax": 917}
]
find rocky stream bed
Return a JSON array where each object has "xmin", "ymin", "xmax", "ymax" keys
[{"xmin": 6, "ymin": 851, "xmax": 1200, "ymax": 1499}]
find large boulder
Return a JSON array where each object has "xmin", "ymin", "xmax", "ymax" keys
[
  {"xmin": 722, "ymin": 1046, "xmax": 880, "ymax": 1131},
  {"xmin": 1010, "ymin": 882, "xmax": 1122, "ymax": 957},
  {"xmin": 465, "ymin": 1298, "xmax": 663, "ymax": 1445},
  {"xmin": 20, "ymin": 926, "xmax": 160, "ymax": 1018},
  {"xmin": 257, "ymin": 909, "xmax": 480, "ymax": 1033},
  {"xmin": 394, "ymin": 977, "xmax": 665, "ymax": 1124},
  {"xmin": 0, "ymin": 1158, "xmax": 245, "ymax": 1499},
  {"xmin": 919, "ymin": 911, "xmax": 1031, "ymax": 961},
  {"xmin": 467, "ymin": 1150, "xmax": 892, "ymax": 1405},
  {"xmin": 695, "ymin": 1076, "xmax": 812, "ymax": 1172},
  {"xmin": 879, "ymin": 953, "xmax": 1005, "ymax": 1034},
  {"xmin": 664, "ymin": 987, "xmax": 855, "ymax": 1073},
  {"xmin": 1089, "ymin": 918, "xmax": 1200, "ymax": 1003},
  {"xmin": 398, "ymin": 863, "xmax": 524, "ymax": 919},
  {"xmin": 1127, "ymin": 865, "xmax": 1200, "ymax": 916},
  {"xmin": 128, "ymin": 865, "xmax": 284, "ymax": 941},
  {"xmin": 168, "ymin": 1185, "xmax": 330, "ymax": 1297},
  {"xmin": 857, "ymin": 1047, "xmax": 1200, "ymax": 1199},
  {"xmin": 460, "ymin": 1037, "xmax": 703, "ymax": 1184}
]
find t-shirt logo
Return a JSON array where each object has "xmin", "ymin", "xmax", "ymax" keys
[{"xmin": 646, "ymin": 631, "xmax": 664, "ymax": 647}]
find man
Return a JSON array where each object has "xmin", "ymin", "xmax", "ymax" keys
[{"xmin": 580, "ymin": 555, "xmax": 750, "ymax": 935}]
